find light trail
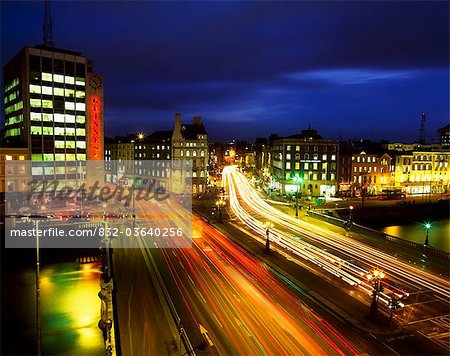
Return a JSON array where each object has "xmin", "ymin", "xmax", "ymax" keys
[
  {"xmin": 133, "ymin": 198, "xmax": 360, "ymax": 355},
  {"xmin": 223, "ymin": 166, "xmax": 450, "ymax": 306}
]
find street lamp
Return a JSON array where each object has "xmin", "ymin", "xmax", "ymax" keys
[
  {"xmin": 264, "ymin": 221, "xmax": 274, "ymax": 253},
  {"xmin": 424, "ymin": 222, "xmax": 431, "ymax": 246},
  {"xmin": 366, "ymin": 269, "xmax": 385, "ymax": 317},
  {"xmin": 215, "ymin": 198, "xmax": 226, "ymax": 222},
  {"xmin": 293, "ymin": 176, "xmax": 303, "ymax": 218},
  {"xmin": 348, "ymin": 205, "xmax": 354, "ymax": 230},
  {"xmin": 137, "ymin": 132, "xmax": 144, "ymax": 140}
]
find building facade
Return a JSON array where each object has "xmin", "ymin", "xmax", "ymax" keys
[
  {"xmin": 3, "ymin": 45, "xmax": 104, "ymax": 182},
  {"xmin": 271, "ymin": 128, "xmax": 339, "ymax": 197},
  {"xmin": 392, "ymin": 150, "xmax": 449, "ymax": 195},
  {"xmin": 171, "ymin": 113, "xmax": 208, "ymax": 194},
  {"xmin": 438, "ymin": 124, "xmax": 450, "ymax": 149}
]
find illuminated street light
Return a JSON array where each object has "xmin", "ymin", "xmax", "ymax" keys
[
  {"xmin": 424, "ymin": 222, "xmax": 431, "ymax": 246},
  {"xmin": 137, "ymin": 132, "xmax": 145, "ymax": 140},
  {"xmin": 292, "ymin": 176, "xmax": 303, "ymax": 218},
  {"xmin": 366, "ymin": 269, "xmax": 385, "ymax": 317},
  {"xmin": 264, "ymin": 221, "xmax": 274, "ymax": 253},
  {"xmin": 347, "ymin": 205, "xmax": 354, "ymax": 230},
  {"xmin": 215, "ymin": 198, "xmax": 226, "ymax": 222}
]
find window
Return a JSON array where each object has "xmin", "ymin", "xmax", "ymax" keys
[
  {"xmin": 76, "ymin": 91, "xmax": 85, "ymax": 99},
  {"xmin": 76, "ymin": 115, "xmax": 85, "ymax": 124},
  {"xmin": 54, "ymin": 87, "xmax": 64, "ymax": 96},
  {"xmin": 200, "ymin": 150, "xmax": 205, "ymax": 157},
  {"xmin": 322, "ymin": 154, "xmax": 327, "ymax": 161},
  {"xmin": 331, "ymin": 154, "xmax": 336, "ymax": 161},
  {"xmin": 31, "ymin": 126, "xmax": 42, "ymax": 135},
  {"xmin": 30, "ymin": 84, "xmax": 41, "ymax": 94},
  {"xmin": 321, "ymin": 173, "xmax": 326, "ymax": 180},
  {"xmin": 65, "ymin": 102, "xmax": 75, "ymax": 110},
  {"xmin": 42, "ymin": 86, "xmax": 52, "ymax": 95},
  {"xmin": 313, "ymin": 173, "xmax": 318, "ymax": 180},
  {"xmin": 42, "ymin": 127, "xmax": 53, "ymax": 135},
  {"xmin": 55, "ymin": 141, "xmax": 65, "ymax": 149},
  {"xmin": 30, "ymin": 99, "xmax": 41, "ymax": 107},
  {"xmin": 313, "ymin": 163, "xmax": 318, "ymax": 170},
  {"xmin": 76, "ymin": 128, "xmax": 86, "ymax": 136},
  {"xmin": 286, "ymin": 145, "xmax": 291, "ymax": 150},
  {"xmin": 286, "ymin": 162, "xmax": 291, "ymax": 169},
  {"xmin": 76, "ymin": 154, "xmax": 86, "ymax": 160},
  {"xmin": 53, "ymin": 74, "xmax": 64, "ymax": 83},
  {"xmin": 296, "ymin": 145, "xmax": 300, "ymax": 151},
  {"xmin": 43, "ymin": 154, "xmax": 54, "ymax": 161},
  {"xmin": 304, "ymin": 153, "xmax": 309, "ymax": 160},
  {"xmin": 42, "ymin": 100, "xmax": 53, "ymax": 108},
  {"xmin": 65, "ymin": 114, "xmax": 75, "ymax": 123},
  {"xmin": 75, "ymin": 103, "xmax": 85, "ymax": 111},
  {"xmin": 42, "ymin": 72, "xmax": 52, "ymax": 81},
  {"xmin": 295, "ymin": 162, "xmax": 300, "ymax": 169},
  {"xmin": 54, "ymin": 114, "xmax": 65, "ymax": 122},
  {"xmin": 31, "ymin": 112, "xmax": 42, "ymax": 121},
  {"xmin": 65, "ymin": 76, "xmax": 75, "ymax": 85},
  {"xmin": 76, "ymin": 141, "xmax": 86, "ymax": 149},
  {"xmin": 55, "ymin": 127, "xmax": 65, "ymax": 136},
  {"xmin": 42, "ymin": 113, "xmax": 52, "ymax": 122}
]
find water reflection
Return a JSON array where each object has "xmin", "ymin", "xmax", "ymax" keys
[
  {"xmin": 382, "ymin": 219, "xmax": 450, "ymax": 253},
  {"xmin": 24, "ymin": 262, "xmax": 104, "ymax": 355}
]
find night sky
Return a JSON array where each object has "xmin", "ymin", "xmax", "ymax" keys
[{"xmin": 1, "ymin": 1, "xmax": 449, "ymax": 142}]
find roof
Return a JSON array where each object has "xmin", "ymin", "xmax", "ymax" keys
[
  {"xmin": 146, "ymin": 130, "xmax": 172, "ymax": 142},
  {"xmin": 180, "ymin": 123, "xmax": 207, "ymax": 140}
]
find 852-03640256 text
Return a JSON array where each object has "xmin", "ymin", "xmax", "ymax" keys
[{"xmin": 8, "ymin": 226, "xmax": 186, "ymax": 238}]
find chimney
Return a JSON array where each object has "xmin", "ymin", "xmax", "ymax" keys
[
  {"xmin": 193, "ymin": 116, "xmax": 202, "ymax": 126},
  {"xmin": 173, "ymin": 112, "xmax": 182, "ymax": 139}
]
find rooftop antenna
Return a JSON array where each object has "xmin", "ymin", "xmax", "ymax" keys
[
  {"xmin": 419, "ymin": 112, "xmax": 426, "ymax": 144},
  {"xmin": 43, "ymin": 0, "xmax": 54, "ymax": 47}
]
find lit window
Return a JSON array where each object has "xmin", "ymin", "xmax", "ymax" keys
[
  {"xmin": 286, "ymin": 162, "xmax": 291, "ymax": 169},
  {"xmin": 65, "ymin": 76, "xmax": 75, "ymax": 84},
  {"xmin": 31, "ymin": 112, "xmax": 42, "ymax": 121},
  {"xmin": 75, "ymin": 102, "xmax": 85, "ymax": 111},
  {"xmin": 65, "ymin": 114, "xmax": 75, "ymax": 123},
  {"xmin": 286, "ymin": 153, "xmax": 291, "ymax": 160},
  {"xmin": 66, "ymin": 141, "xmax": 75, "ymax": 148},
  {"xmin": 65, "ymin": 89, "xmax": 75, "ymax": 97},
  {"xmin": 30, "ymin": 99, "xmax": 41, "ymax": 107},
  {"xmin": 76, "ymin": 115, "xmax": 85, "ymax": 124},
  {"xmin": 322, "ymin": 154, "xmax": 327, "ymax": 161},
  {"xmin": 29, "ymin": 84, "xmax": 41, "ymax": 94},
  {"xmin": 5, "ymin": 155, "xmax": 12, "ymax": 160},
  {"xmin": 42, "ymin": 127, "xmax": 53, "ymax": 135},
  {"xmin": 42, "ymin": 73, "xmax": 52, "ymax": 81},
  {"xmin": 331, "ymin": 154, "xmax": 336, "ymax": 161},
  {"xmin": 43, "ymin": 113, "xmax": 53, "ymax": 122},
  {"xmin": 54, "ymin": 87, "xmax": 64, "ymax": 96},
  {"xmin": 76, "ymin": 128, "xmax": 85, "ymax": 136},
  {"xmin": 76, "ymin": 91, "xmax": 85, "ymax": 99},
  {"xmin": 75, "ymin": 78, "xmax": 85, "ymax": 86},
  {"xmin": 55, "ymin": 141, "xmax": 65, "ymax": 148},
  {"xmin": 42, "ymin": 100, "xmax": 53, "ymax": 108},
  {"xmin": 54, "ymin": 114, "xmax": 65, "ymax": 122},
  {"xmin": 55, "ymin": 127, "xmax": 65, "ymax": 136},
  {"xmin": 42, "ymin": 86, "xmax": 52, "ymax": 95},
  {"xmin": 53, "ymin": 74, "xmax": 64, "ymax": 83},
  {"xmin": 65, "ymin": 102, "xmax": 75, "ymax": 110},
  {"xmin": 77, "ymin": 141, "xmax": 86, "ymax": 149},
  {"xmin": 30, "ymin": 126, "xmax": 42, "ymax": 135},
  {"xmin": 66, "ymin": 128, "xmax": 75, "ymax": 136},
  {"xmin": 76, "ymin": 154, "xmax": 86, "ymax": 160}
]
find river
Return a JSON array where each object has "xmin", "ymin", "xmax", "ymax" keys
[{"xmin": 381, "ymin": 219, "xmax": 450, "ymax": 253}]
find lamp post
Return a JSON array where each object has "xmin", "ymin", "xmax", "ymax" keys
[
  {"xmin": 293, "ymin": 176, "xmax": 303, "ymax": 218},
  {"xmin": 424, "ymin": 222, "xmax": 431, "ymax": 246},
  {"xmin": 366, "ymin": 269, "xmax": 385, "ymax": 317},
  {"xmin": 215, "ymin": 198, "xmax": 226, "ymax": 222},
  {"xmin": 348, "ymin": 205, "xmax": 354, "ymax": 230},
  {"xmin": 264, "ymin": 221, "xmax": 274, "ymax": 253}
]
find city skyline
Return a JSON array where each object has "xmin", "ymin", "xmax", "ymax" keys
[{"xmin": 1, "ymin": 1, "xmax": 449, "ymax": 142}]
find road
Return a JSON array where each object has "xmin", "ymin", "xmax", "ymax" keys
[
  {"xmin": 131, "ymin": 198, "xmax": 368, "ymax": 355},
  {"xmin": 223, "ymin": 165, "xmax": 450, "ymax": 352}
]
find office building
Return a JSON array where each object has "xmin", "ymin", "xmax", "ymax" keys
[{"xmin": 3, "ymin": 45, "xmax": 104, "ymax": 181}]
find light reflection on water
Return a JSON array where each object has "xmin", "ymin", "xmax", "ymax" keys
[
  {"xmin": 23, "ymin": 262, "xmax": 105, "ymax": 355},
  {"xmin": 382, "ymin": 219, "xmax": 450, "ymax": 253}
]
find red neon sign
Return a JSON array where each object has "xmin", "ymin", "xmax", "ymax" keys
[{"xmin": 89, "ymin": 95, "xmax": 102, "ymax": 160}]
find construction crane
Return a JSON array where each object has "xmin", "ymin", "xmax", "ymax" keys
[
  {"xmin": 419, "ymin": 112, "xmax": 426, "ymax": 144},
  {"xmin": 43, "ymin": 0, "xmax": 54, "ymax": 47}
]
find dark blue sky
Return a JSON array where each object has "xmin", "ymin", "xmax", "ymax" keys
[{"xmin": 1, "ymin": 1, "xmax": 449, "ymax": 142}]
